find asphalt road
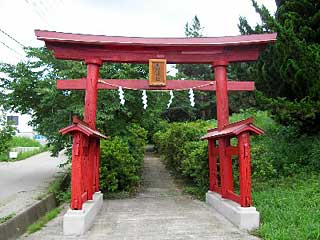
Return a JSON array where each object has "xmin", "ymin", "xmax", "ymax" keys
[{"xmin": 0, "ymin": 151, "xmax": 67, "ymax": 218}]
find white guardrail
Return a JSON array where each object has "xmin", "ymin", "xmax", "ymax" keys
[{"xmin": 9, "ymin": 147, "xmax": 40, "ymax": 159}]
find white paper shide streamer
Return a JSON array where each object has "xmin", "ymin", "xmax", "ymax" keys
[
  {"xmin": 118, "ymin": 86, "xmax": 125, "ymax": 105},
  {"xmin": 167, "ymin": 90, "xmax": 174, "ymax": 109},
  {"xmin": 142, "ymin": 90, "xmax": 148, "ymax": 109},
  {"xmin": 189, "ymin": 88, "xmax": 195, "ymax": 107}
]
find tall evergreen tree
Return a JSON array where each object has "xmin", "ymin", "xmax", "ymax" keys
[
  {"xmin": 236, "ymin": 0, "xmax": 320, "ymax": 133},
  {"xmin": 167, "ymin": 16, "xmax": 214, "ymax": 121}
]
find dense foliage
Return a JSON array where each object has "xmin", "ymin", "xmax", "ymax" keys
[
  {"xmin": 100, "ymin": 124, "xmax": 147, "ymax": 193},
  {"xmin": 0, "ymin": 113, "xmax": 15, "ymax": 159},
  {"xmin": 10, "ymin": 136, "xmax": 42, "ymax": 147},
  {"xmin": 0, "ymin": 48, "xmax": 165, "ymax": 154},
  {"xmin": 153, "ymin": 110, "xmax": 320, "ymax": 197},
  {"xmin": 237, "ymin": 0, "xmax": 320, "ymax": 133}
]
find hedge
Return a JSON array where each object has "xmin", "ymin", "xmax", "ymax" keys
[
  {"xmin": 99, "ymin": 123, "xmax": 147, "ymax": 193},
  {"xmin": 153, "ymin": 110, "xmax": 320, "ymax": 197}
]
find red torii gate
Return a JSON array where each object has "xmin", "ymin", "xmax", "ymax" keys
[{"xmin": 35, "ymin": 30, "xmax": 276, "ymax": 212}]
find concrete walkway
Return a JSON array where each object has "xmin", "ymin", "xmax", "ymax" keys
[
  {"xmin": 0, "ymin": 151, "xmax": 67, "ymax": 220},
  {"xmin": 23, "ymin": 151, "xmax": 258, "ymax": 240}
]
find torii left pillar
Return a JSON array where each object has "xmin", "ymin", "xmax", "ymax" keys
[
  {"xmin": 84, "ymin": 58, "xmax": 102, "ymax": 200},
  {"xmin": 63, "ymin": 58, "xmax": 104, "ymax": 236}
]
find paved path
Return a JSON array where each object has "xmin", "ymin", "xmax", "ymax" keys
[
  {"xmin": 23, "ymin": 151, "xmax": 258, "ymax": 240},
  {"xmin": 0, "ymin": 151, "xmax": 67, "ymax": 219}
]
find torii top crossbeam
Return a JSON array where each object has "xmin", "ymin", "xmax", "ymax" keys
[{"xmin": 35, "ymin": 30, "xmax": 276, "ymax": 63}]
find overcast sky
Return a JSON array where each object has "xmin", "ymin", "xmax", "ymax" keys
[{"xmin": 0, "ymin": 0, "xmax": 276, "ymax": 64}]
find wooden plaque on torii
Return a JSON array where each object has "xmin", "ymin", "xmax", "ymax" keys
[{"xmin": 149, "ymin": 59, "xmax": 167, "ymax": 86}]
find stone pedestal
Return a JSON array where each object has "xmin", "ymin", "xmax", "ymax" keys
[
  {"xmin": 63, "ymin": 192, "xmax": 103, "ymax": 235},
  {"xmin": 206, "ymin": 191, "xmax": 259, "ymax": 231}
]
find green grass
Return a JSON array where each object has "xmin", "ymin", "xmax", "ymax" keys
[
  {"xmin": 27, "ymin": 207, "xmax": 61, "ymax": 234},
  {"xmin": 48, "ymin": 173, "xmax": 71, "ymax": 204},
  {"xmin": 0, "ymin": 136, "xmax": 47, "ymax": 162},
  {"xmin": 0, "ymin": 212, "xmax": 16, "ymax": 224},
  {"xmin": 15, "ymin": 148, "xmax": 46, "ymax": 161},
  {"xmin": 0, "ymin": 148, "xmax": 47, "ymax": 162},
  {"xmin": 11, "ymin": 136, "xmax": 42, "ymax": 147},
  {"xmin": 0, "ymin": 154, "xmax": 8, "ymax": 162},
  {"xmin": 253, "ymin": 172, "xmax": 320, "ymax": 240}
]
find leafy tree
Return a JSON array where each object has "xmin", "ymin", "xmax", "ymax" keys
[
  {"xmin": 235, "ymin": 0, "xmax": 320, "ymax": 133},
  {"xmin": 0, "ymin": 47, "xmax": 166, "ymax": 153},
  {"xmin": 0, "ymin": 111, "xmax": 16, "ymax": 157}
]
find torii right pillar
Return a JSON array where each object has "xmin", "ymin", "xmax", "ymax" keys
[{"xmin": 205, "ymin": 60, "xmax": 260, "ymax": 231}]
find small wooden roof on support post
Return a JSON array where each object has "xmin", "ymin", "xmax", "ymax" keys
[
  {"xmin": 201, "ymin": 117, "xmax": 264, "ymax": 140},
  {"xmin": 60, "ymin": 116, "xmax": 108, "ymax": 139},
  {"xmin": 35, "ymin": 30, "xmax": 277, "ymax": 64}
]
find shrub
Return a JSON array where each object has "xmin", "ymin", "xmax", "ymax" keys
[
  {"xmin": 99, "ymin": 124, "xmax": 147, "ymax": 193},
  {"xmin": 153, "ymin": 110, "xmax": 320, "ymax": 198},
  {"xmin": 11, "ymin": 136, "xmax": 42, "ymax": 147},
  {"xmin": 181, "ymin": 141, "xmax": 208, "ymax": 191},
  {"xmin": 0, "ymin": 116, "xmax": 15, "ymax": 158},
  {"xmin": 153, "ymin": 120, "xmax": 212, "ymax": 197},
  {"xmin": 256, "ymin": 93, "xmax": 320, "ymax": 135},
  {"xmin": 309, "ymin": 137, "xmax": 320, "ymax": 170},
  {"xmin": 153, "ymin": 120, "xmax": 212, "ymax": 174},
  {"xmin": 123, "ymin": 123, "xmax": 147, "ymax": 168}
]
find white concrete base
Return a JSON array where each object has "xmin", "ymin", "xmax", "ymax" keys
[
  {"xmin": 206, "ymin": 191, "xmax": 259, "ymax": 231},
  {"xmin": 63, "ymin": 192, "xmax": 103, "ymax": 235}
]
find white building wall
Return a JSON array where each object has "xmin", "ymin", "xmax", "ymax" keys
[{"xmin": 5, "ymin": 111, "xmax": 35, "ymax": 138}]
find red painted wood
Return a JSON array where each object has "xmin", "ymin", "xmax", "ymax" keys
[
  {"xmin": 239, "ymin": 132, "xmax": 252, "ymax": 207},
  {"xmin": 226, "ymin": 190, "xmax": 241, "ymax": 205},
  {"xmin": 71, "ymin": 133, "xmax": 86, "ymax": 210},
  {"xmin": 82, "ymin": 136, "xmax": 89, "ymax": 204},
  {"xmin": 213, "ymin": 61, "xmax": 234, "ymax": 199},
  {"xmin": 208, "ymin": 140, "xmax": 222, "ymax": 194},
  {"xmin": 213, "ymin": 61, "xmax": 229, "ymax": 130},
  {"xmin": 208, "ymin": 140, "xmax": 214, "ymax": 191},
  {"xmin": 83, "ymin": 60, "xmax": 102, "ymax": 199},
  {"xmin": 35, "ymin": 30, "xmax": 277, "ymax": 46},
  {"xmin": 84, "ymin": 60, "xmax": 101, "ymax": 129},
  {"xmin": 81, "ymin": 192, "xmax": 88, "ymax": 203},
  {"xmin": 87, "ymin": 138, "xmax": 95, "ymax": 200},
  {"xmin": 218, "ymin": 137, "xmax": 234, "ymax": 198},
  {"xmin": 95, "ymin": 139, "xmax": 100, "ymax": 192},
  {"xmin": 201, "ymin": 118, "xmax": 264, "ymax": 140},
  {"xmin": 213, "ymin": 186, "xmax": 222, "ymax": 194},
  {"xmin": 48, "ymin": 44, "xmax": 262, "ymax": 63},
  {"xmin": 228, "ymin": 146, "xmax": 239, "ymax": 156},
  {"xmin": 59, "ymin": 116, "xmax": 108, "ymax": 139},
  {"xmin": 57, "ymin": 79, "xmax": 255, "ymax": 91},
  {"xmin": 35, "ymin": 30, "xmax": 276, "ymax": 63}
]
